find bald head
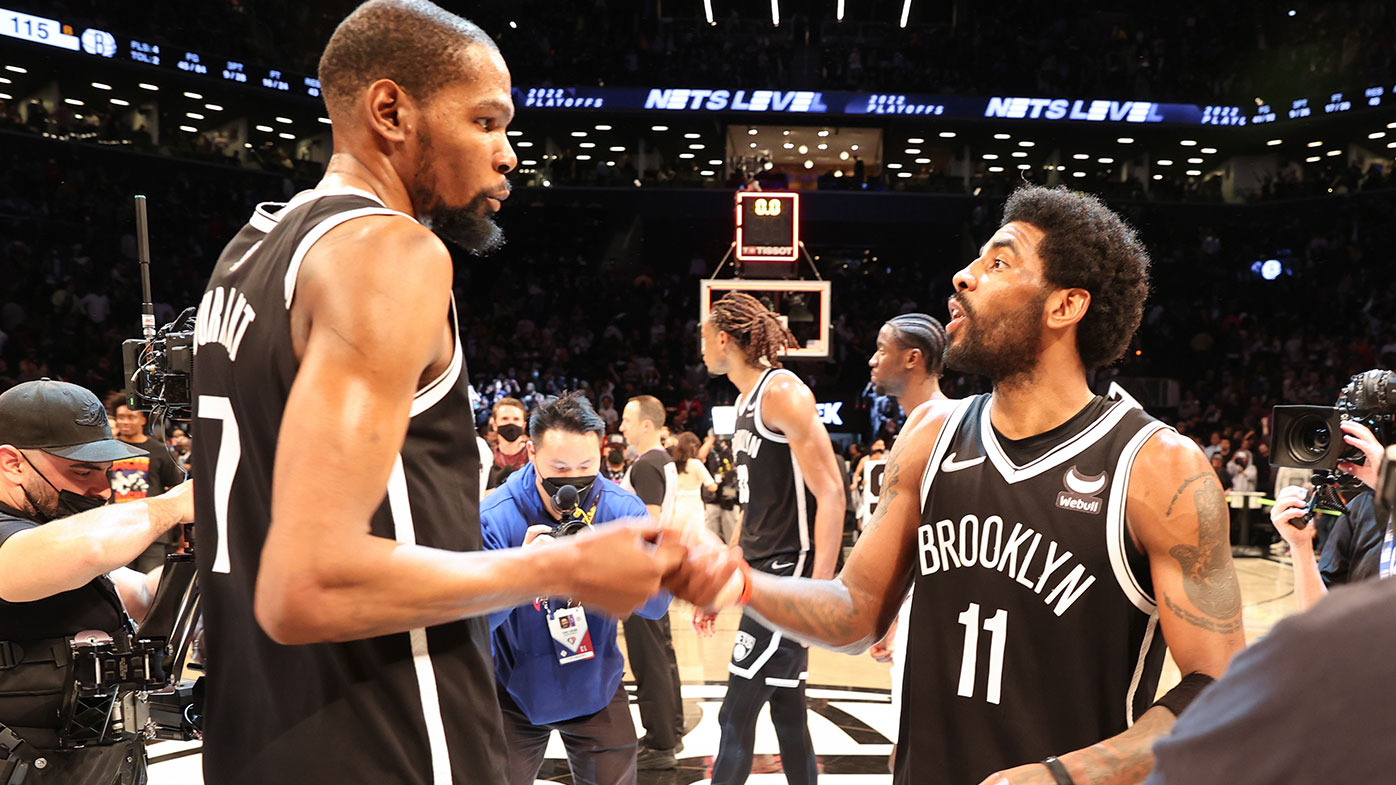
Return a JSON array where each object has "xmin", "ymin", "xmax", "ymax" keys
[{"xmin": 318, "ymin": 0, "xmax": 498, "ymax": 121}]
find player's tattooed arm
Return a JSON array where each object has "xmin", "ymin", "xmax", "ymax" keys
[{"xmin": 743, "ymin": 404, "xmax": 944, "ymax": 653}]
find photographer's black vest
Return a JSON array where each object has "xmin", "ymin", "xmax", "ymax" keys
[{"xmin": 191, "ymin": 189, "xmax": 503, "ymax": 785}]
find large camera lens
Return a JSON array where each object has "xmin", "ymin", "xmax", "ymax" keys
[
  {"xmin": 1298, "ymin": 421, "xmax": 1330, "ymax": 457},
  {"xmin": 551, "ymin": 520, "xmax": 593, "ymax": 538}
]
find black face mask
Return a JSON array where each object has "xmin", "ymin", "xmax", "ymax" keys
[
  {"xmin": 541, "ymin": 474, "xmax": 597, "ymax": 511},
  {"xmin": 497, "ymin": 423, "xmax": 525, "ymax": 443},
  {"xmin": 20, "ymin": 454, "xmax": 110, "ymax": 523}
]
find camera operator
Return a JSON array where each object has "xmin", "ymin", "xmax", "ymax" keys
[
  {"xmin": 481, "ymin": 392, "xmax": 672, "ymax": 785},
  {"xmin": 0, "ymin": 380, "xmax": 194, "ymax": 785},
  {"xmin": 1269, "ymin": 419, "xmax": 1387, "ymax": 611}
]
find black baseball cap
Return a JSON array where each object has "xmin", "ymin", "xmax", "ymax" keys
[{"xmin": 0, "ymin": 379, "xmax": 148, "ymax": 462}]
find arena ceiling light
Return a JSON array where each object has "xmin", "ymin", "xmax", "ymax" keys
[
  {"xmin": 938, "ymin": 131, "xmax": 956, "ymax": 138},
  {"xmin": 278, "ymin": 132, "xmax": 295, "ymax": 140},
  {"xmin": 1098, "ymin": 157, "xmax": 1114, "ymax": 164},
  {"xmin": 1072, "ymin": 153, "xmax": 1089, "ymax": 160},
  {"xmin": 817, "ymin": 129, "xmax": 830, "ymax": 137},
  {"xmin": 700, "ymin": 169, "xmax": 717, "ymax": 176},
  {"xmin": 139, "ymin": 83, "xmax": 159, "ymax": 91},
  {"xmin": 1185, "ymin": 169, "xmax": 1202, "ymax": 175},
  {"xmin": 570, "ymin": 131, "xmax": 587, "ymax": 137},
  {"xmin": 4, "ymin": 65, "xmax": 26, "ymax": 73},
  {"xmin": 915, "ymin": 157, "xmax": 930, "ymax": 163},
  {"xmin": 609, "ymin": 146, "xmax": 625, "ymax": 151},
  {"xmin": 679, "ymin": 152, "xmax": 695, "ymax": 159},
  {"xmin": 254, "ymin": 124, "xmax": 273, "ymax": 132},
  {"xmin": 993, "ymin": 133, "xmax": 1011, "ymax": 140},
  {"xmin": 1156, "ymin": 159, "xmax": 1173, "ymax": 165},
  {"xmin": 184, "ymin": 91, "xmax": 202, "ymax": 99},
  {"xmin": 186, "ymin": 112, "xmax": 204, "ymax": 119},
  {"xmin": 1180, "ymin": 139, "xmax": 1197, "ymax": 146},
  {"xmin": 817, "ymin": 143, "xmax": 828, "ymax": 150},
  {"xmin": 1017, "ymin": 140, "xmax": 1035, "ymax": 147},
  {"xmin": 317, "ymin": 117, "xmax": 331, "ymax": 125},
  {"xmin": 651, "ymin": 125, "xmax": 669, "ymax": 131},
  {"xmin": 63, "ymin": 98, "xmax": 84, "ymax": 106},
  {"xmin": 1011, "ymin": 151, "xmax": 1027, "ymax": 158},
  {"xmin": 899, "ymin": 0, "xmax": 913, "ymax": 28},
  {"xmin": 579, "ymin": 142, "xmax": 596, "ymax": 148},
  {"xmin": 1306, "ymin": 141, "xmax": 1322, "ymax": 147},
  {"xmin": 0, "ymin": 77, "xmax": 9, "ymax": 84},
  {"xmin": 804, "ymin": 160, "xmax": 813, "ymax": 168},
  {"xmin": 1388, "ymin": 141, "xmax": 1396, "ymax": 149},
  {"xmin": 595, "ymin": 124, "xmax": 612, "ymax": 131},
  {"xmin": 1152, "ymin": 174, "xmax": 1162, "ymax": 180},
  {"xmin": 1017, "ymin": 164, "xmax": 1031, "ymax": 170},
  {"xmin": 689, "ymin": 143, "xmax": 705, "ymax": 149},
  {"xmin": 577, "ymin": 154, "xmax": 592, "ymax": 160},
  {"xmin": 684, "ymin": 132, "xmax": 702, "ymax": 139},
  {"xmin": 516, "ymin": 141, "xmax": 534, "ymax": 147},
  {"xmin": 1200, "ymin": 147, "xmax": 1217, "ymax": 154},
  {"xmin": 709, "ymin": 159, "xmax": 724, "ymax": 165},
  {"xmin": 770, "ymin": 0, "xmax": 780, "ymax": 26},
  {"xmin": 797, "ymin": 144, "xmax": 809, "ymax": 153},
  {"xmin": 983, "ymin": 153, "xmax": 999, "ymax": 160},
  {"xmin": 747, "ymin": 128, "xmax": 758, "ymax": 135},
  {"xmin": 506, "ymin": 130, "xmax": 522, "ymax": 136},
  {"xmin": 206, "ymin": 103, "xmax": 223, "ymax": 111},
  {"xmin": 988, "ymin": 166, "xmax": 1004, "ymax": 172},
  {"xmin": 0, "ymin": 93, "xmax": 15, "ymax": 100},
  {"xmin": 179, "ymin": 125, "xmax": 198, "ymax": 133},
  {"xmin": 92, "ymin": 82, "xmax": 112, "ymax": 90},
  {"xmin": 897, "ymin": 172, "xmax": 912, "ymax": 178},
  {"xmin": 1116, "ymin": 137, "xmax": 1134, "ymax": 144},
  {"xmin": 904, "ymin": 147, "xmax": 921, "ymax": 154},
  {"xmin": 886, "ymin": 162, "xmax": 903, "ymax": 169},
  {"xmin": 520, "ymin": 159, "xmax": 537, "ymax": 166},
  {"xmin": 1326, "ymin": 149, "xmax": 1342, "ymax": 156},
  {"xmin": 1266, "ymin": 139, "xmax": 1282, "ymax": 146},
  {"xmin": 275, "ymin": 116, "xmax": 292, "ymax": 124},
  {"xmin": 1388, "ymin": 121, "xmax": 1396, "ymax": 129},
  {"xmin": 703, "ymin": 0, "xmax": 715, "ymax": 25},
  {"xmin": 1305, "ymin": 155, "xmax": 1321, "ymax": 162},
  {"xmin": 836, "ymin": 0, "xmax": 845, "ymax": 21},
  {"xmin": 907, "ymin": 137, "xmax": 925, "ymax": 144},
  {"xmin": 110, "ymin": 98, "xmax": 130, "ymax": 106},
  {"xmin": 1187, "ymin": 157, "xmax": 1203, "ymax": 164},
  {"xmin": 1369, "ymin": 132, "xmax": 1386, "ymax": 139},
  {"xmin": 839, "ymin": 151, "xmax": 849, "ymax": 159}
]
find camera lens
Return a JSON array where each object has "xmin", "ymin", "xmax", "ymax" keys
[
  {"xmin": 1301, "ymin": 424, "xmax": 1330, "ymax": 456},
  {"xmin": 1284, "ymin": 413, "xmax": 1334, "ymax": 465}
]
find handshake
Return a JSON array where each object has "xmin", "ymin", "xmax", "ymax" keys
[{"xmin": 523, "ymin": 519, "xmax": 752, "ymax": 620}]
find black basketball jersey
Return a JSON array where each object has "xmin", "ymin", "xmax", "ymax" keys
[
  {"xmin": 896, "ymin": 390, "xmax": 1169, "ymax": 785},
  {"xmin": 190, "ymin": 188, "xmax": 504, "ymax": 785},
  {"xmin": 731, "ymin": 368, "xmax": 818, "ymax": 571}
]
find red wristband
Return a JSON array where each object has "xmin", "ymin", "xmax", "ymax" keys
[{"xmin": 735, "ymin": 558, "xmax": 754, "ymax": 606}]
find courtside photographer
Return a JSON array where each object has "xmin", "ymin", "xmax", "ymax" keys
[
  {"xmin": 0, "ymin": 380, "xmax": 194, "ymax": 785},
  {"xmin": 481, "ymin": 391, "xmax": 673, "ymax": 785},
  {"xmin": 1269, "ymin": 368, "xmax": 1393, "ymax": 610}
]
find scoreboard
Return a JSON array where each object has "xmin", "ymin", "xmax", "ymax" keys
[{"xmin": 735, "ymin": 192, "xmax": 799, "ymax": 262}]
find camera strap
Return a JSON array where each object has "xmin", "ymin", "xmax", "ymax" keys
[{"xmin": 1380, "ymin": 528, "xmax": 1393, "ymax": 580}]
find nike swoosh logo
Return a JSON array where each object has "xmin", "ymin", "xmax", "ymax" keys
[
  {"xmin": 770, "ymin": 560, "xmax": 795, "ymax": 570},
  {"xmin": 941, "ymin": 452, "xmax": 986, "ymax": 473}
]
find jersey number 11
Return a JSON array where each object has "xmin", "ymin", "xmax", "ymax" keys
[{"xmin": 956, "ymin": 602, "xmax": 1008, "ymax": 705}]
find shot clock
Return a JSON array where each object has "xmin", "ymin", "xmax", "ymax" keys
[{"xmin": 735, "ymin": 191, "xmax": 799, "ymax": 262}]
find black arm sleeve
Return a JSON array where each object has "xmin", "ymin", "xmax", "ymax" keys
[{"xmin": 628, "ymin": 459, "xmax": 666, "ymax": 507}]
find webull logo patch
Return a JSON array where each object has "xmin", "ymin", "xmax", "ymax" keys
[{"xmin": 1055, "ymin": 466, "xmax": 1106, "ymax": 514}]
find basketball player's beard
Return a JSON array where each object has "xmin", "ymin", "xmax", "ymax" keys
[
  {"xmin": 943, "ymin": 289, "xmax": 1048, "ymax": 384},
  {"xmin": 410, "ymin": 131, "xmax": 505, "ymax": 254}
]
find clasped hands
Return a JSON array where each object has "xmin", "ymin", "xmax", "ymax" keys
[{"xmin": 522, "ymin": 519, "xmax": 749, "ymax": 621}]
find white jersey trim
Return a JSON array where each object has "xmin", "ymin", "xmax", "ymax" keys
[
  {"xmin": 250, "ymin": 186, "xmax": 389, "ymax": 233},
  {"xmin": 750, "ymin": 368, "xmax": 793, "ymax": 444},
  {"xmin": 387, "ymin": 456, "xmax": 453, "ymax": 785},
  {"xmin": 789, "ymin": 448, "xmax": 812, "ymax": 560},
  {"xmin": 1107, "ymin": 421, "xmax": 1171, "ymax": 613},
  {"xmin": 920, "ymin": 398, "xmax": 975, "ymax": 511},
  {"xmin": 1124, "ymin": 611, "xmax": 1161, "ymax": 729},
  {"xmin": 409, "ymin": 296, "xmax": 463, "ymax": 419},
  {"xmin": 980, "ymin": 394, "xmax": 1137, "ymax": 484},
  {"xmin": 728, "ymin": 615, "xmax": 786, "ymax": 680},
  {"xmin": 283, "ymin": 205, "xmax": 413, "ymax": 309}
]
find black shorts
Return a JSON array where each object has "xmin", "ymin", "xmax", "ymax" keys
[{"xmin": 727, "ymin": 552, "xmax": 810, "ymax": 686}]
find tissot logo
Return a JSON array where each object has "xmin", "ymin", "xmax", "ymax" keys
[
  {"xmin": 644, "ymin": 88, "xmax": 828, "ymax": 113},
  {"xmin": 1055, "ymin": 465, "xmax": 1107, "ymax": 514},
  {"xmin": 984, "ymin": 97, "xmax": 1165, "ymax": 123}
]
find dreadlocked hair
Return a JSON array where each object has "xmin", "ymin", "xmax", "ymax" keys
[
  {"xmin": 709, "ymin": 292, "xmax": 799, "ymax": 368},
  {"xmin": 886, "ymin": 313, "xmax": 947, "ymax": 377}
]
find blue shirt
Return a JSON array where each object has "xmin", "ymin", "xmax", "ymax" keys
[{"xmin": 481, "ymin": 461, "xmax": 671, "ymax": 725}]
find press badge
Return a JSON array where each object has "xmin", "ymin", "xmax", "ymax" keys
[{"xmin": 547, "ymin": 605, "xmax": 596, "ymax": 664}]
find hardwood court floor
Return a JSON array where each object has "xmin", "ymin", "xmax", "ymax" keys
[{"xmin": 147, "ymin": 553, "xmax": 1299, "ymax": 785}]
